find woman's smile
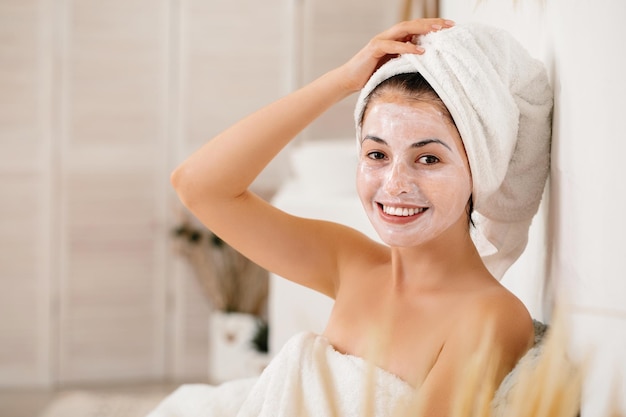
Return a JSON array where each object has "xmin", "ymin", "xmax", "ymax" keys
[{"xmin": 378, "ymin": 203, "xmax": 429, "ymax": 225}]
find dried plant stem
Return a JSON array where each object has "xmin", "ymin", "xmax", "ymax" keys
[
  {"xmin": 450, "ymin": 321, "xmax": 499, "ymax": 417},
  {"xmin": 172, "ymin": 213, "xmax": 269, "ymax": 316},
  {"xmin": 502, "ymin": 312, "xmax": 578, "ymax": 417}
]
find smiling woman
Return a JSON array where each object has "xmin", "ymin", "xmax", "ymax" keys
[
  {"xmin": 151, "ymin": 18, "xmax": 553, "ymax": 417},
  {"xmin": 356, "ymin": 75, "xmax": 473, "ymax": 248}
]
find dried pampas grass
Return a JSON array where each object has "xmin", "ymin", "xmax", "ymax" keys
[
  {"xmin": 171, "ymin": 212, "xmax": 268, "ymax": 316},
  {"xmin": 500, "ymin": 313, "xmax": 583, "ymax": 417},
  {"xmin": 451, "ymin": 322, "xmax": 501, "ymax": 417}
]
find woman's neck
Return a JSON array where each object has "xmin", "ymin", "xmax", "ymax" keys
[{"xmin": 387, "ymin": 227, "xmax": 491, "ymax": 293}]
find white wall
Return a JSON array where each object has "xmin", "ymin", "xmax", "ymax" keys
[{"xmin": 440, "ymin": 0, "xmax": 626, "ymax": 415}]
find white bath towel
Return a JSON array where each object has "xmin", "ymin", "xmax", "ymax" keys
[
  {"xmin": 146, "ymin": 332, "xmax": 414, "ymax": 417},
  {"xmin": 354, "ymin": 23, "xmax": 553, "ymax": 279},
  {"xmin": 146, "ymin": 329, "xmax": 550, "ymax": 417}
]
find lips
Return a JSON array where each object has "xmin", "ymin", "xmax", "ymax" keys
[{"xmin": 379, "ymin": 204, "xmax": 428, "ymax": 217}]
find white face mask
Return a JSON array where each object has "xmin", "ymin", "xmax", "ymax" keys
[{"xmin": 356, "ymin": 98, "xmax": 472, "ymax": 248}]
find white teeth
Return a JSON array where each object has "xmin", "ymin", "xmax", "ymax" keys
[{"xmin": 382, "ymin": 205, "xmax": 425, "ymax": 216}]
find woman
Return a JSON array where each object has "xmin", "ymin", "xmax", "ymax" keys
[{"xmin": 163, "ymin": 18, "xmax": 552, "ymax": 417}]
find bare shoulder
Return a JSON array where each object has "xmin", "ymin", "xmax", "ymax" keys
[
  {"xmin": 456, "ymin": 283, "xmax": 534, "ymax": 370},
  {"xmin": 414, "ymin": 280, "xmax": 535, "ymax": 416},
  {"xmin": 471, "ymin": 284, "xmax": 532, "ymax": 325}
]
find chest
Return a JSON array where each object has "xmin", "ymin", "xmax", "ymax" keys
[{"xmin": 323, "ymin": 281, "xmax": 465, "ymax": 387}]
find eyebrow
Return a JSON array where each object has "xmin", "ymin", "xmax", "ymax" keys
[{"xmin": 362, "ymin": 135, "xmax": 452, "ymax": 151}]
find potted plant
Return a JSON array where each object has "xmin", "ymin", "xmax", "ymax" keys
[{"xmin": 172, "ymin": 214, "xmax": 270, "ymax": 383}]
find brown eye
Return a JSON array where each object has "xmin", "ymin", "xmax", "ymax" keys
[
  {"xmin": 418, "ymin": 155, "xmax": 440, "ymax": 165},
  {"xmin": 367, "ymin": 151, "xmax": 386, "ymax": 160}
]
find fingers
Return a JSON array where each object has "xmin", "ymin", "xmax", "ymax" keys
[
  {"xmin": 366, "ymin": 18, "xmax": 454, "ymax": 60},
  {"xmin": 371, "ymin": 38, "xmax": 426, "ymax": 56},
  {"xmin": 337, "ymin": 18, "xmax": 455, "ymax": 92},
  {"xmin": 376, "ymin": 18, "xmax": 455, "ymax": 44}
]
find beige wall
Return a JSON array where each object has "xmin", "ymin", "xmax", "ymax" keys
[{"xmin": 440, "ymin": 0, "xmax": 626, "ymax": 415}]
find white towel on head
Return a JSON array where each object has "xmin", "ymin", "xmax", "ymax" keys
[{"xmin": 354, "ymin": 23, "xmax": 553, "ymax": 279}]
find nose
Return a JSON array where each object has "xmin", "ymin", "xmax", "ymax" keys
[{"xmin": 383, "ymin": 160, "xmax": 415, "ymax": 196}]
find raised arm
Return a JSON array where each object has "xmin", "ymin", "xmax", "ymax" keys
[{"xmin": 171, "ymin": 18, "xmax": 454, "ymax": 297}]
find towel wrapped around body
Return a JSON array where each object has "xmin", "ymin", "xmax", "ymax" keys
[
  {"xmin": 147, "ymin": 324, "xmax": 548, "ymax": 417},
  {"xmin": 147, "ymin": 332, "xmax": 414, "ymax": 417}
]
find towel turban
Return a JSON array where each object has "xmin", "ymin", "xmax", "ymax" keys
[{"xmin": 354, "ymin": 23, "xmax": 553, "ymax": 279}]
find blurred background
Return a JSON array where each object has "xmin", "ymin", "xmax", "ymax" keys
[{"xmin": 0, "ymin": 0, "xmax": 625, "ymax": 416}]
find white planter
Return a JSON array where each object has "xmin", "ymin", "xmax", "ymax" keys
[{"xmin": 208, "ymin": 311, "xmax": 269, "ymax": 384}]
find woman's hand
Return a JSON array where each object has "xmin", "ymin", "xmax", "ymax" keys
[{"xmin": 336, "ymin": 18, "xmax": 455, "ymax": 93}]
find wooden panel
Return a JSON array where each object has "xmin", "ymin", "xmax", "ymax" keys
[
  {"xmin": 58, "ymin": 0, "xmax": 169, "ymax": 383},
  {"xmin": 59, "ymin": 161, "xmax": 166, "ymax": 382},
  {"xmin": 0, "ymin": 0, "xmax": 49, "ymax": 387},
  {"xmin": 170, "ymin": 262, "xmax": 211, "ymax": 382},
  {"xmin": 0, "ymin": 173, "xmax": 46, "ymax": 385},
  {"xmin": 0, "ymin": 0, "xmax": 40, "ymax": 151},
  {"xmin": 67, "ymin": 0, "xmax": 165, "ymax": 147},
  {"xmin": 182, "ymin": 0, "xmax": 286, "ymax": 146}
]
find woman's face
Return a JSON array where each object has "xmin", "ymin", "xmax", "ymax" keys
[{"xmin": 357, "ymin": 94, "xmax": 472, "ymax": 248}]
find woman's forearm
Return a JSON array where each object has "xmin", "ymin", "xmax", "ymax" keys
[{"xmin": 171, "ymin": 68, "xmax": 353, "ymax": 208}]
